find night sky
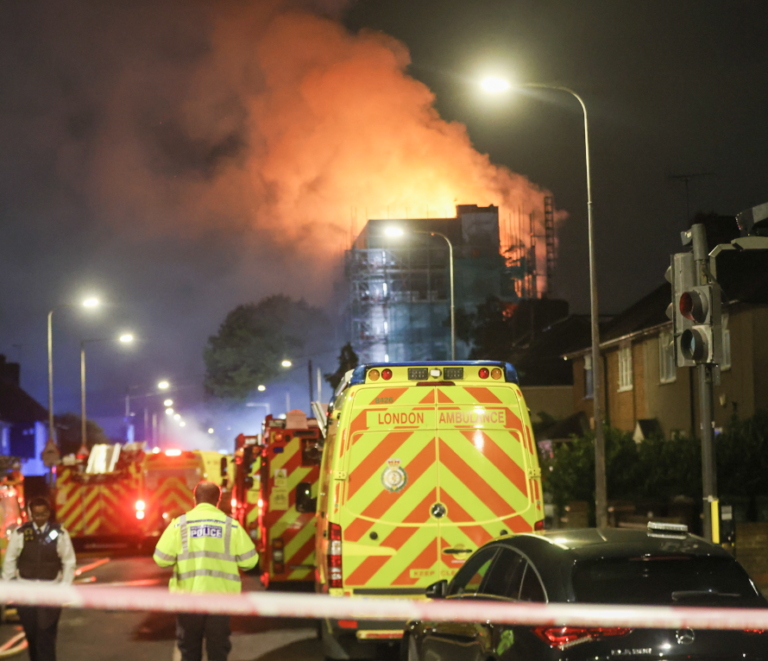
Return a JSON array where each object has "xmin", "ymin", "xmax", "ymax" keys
[{"xmin": 2, "ymin": 0, "xmax": 766, "ymax": 442}]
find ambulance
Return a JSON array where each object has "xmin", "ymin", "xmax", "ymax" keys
[
  {"xmin": 310, "ymin": 361, "xmax": 544, "ymax": 659},
  {"xmin": 256, "ymin": 411, "xmax": 322, "ymax": 588}
]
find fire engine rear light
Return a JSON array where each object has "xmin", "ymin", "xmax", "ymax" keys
[
  {"xmin": 534, "ymin": 519, "xmax": 545, "ymax": 531},
  {"xmin": 231, "ymin": 498, "xmax": 237, "ymax": 509},
  {"xmin": 135, "ymin": 500, "xmax": 145, "ymax": 511},
  {"xmin": 258, "ymin": 498, "xmax": 264, "ymax": 509},
  {"xmin": 273, "ymin": 537, "xmax": 285, "ymax": 573},
  {"xmin": 368, "ymin": 369, "xmax": 380, "ymax": 381},
  {"xmin": 328, "ymin": 522, "xmax": 343, "ymax": 588},
  {"xmin": 491, "ymin": 368, "xmax": 503, "ymax": 380},
  {"xmin": 165, "ymin": 449, "xmax": 182, "ymax": 457},
  {"xmin": 479, "ymin": 368, "xmax": 490, "ymax": 379},
  {"xmin": 381, "ymin": 368, "xmax": 392, "ymax": 380},
  {"xmin": 136, "ymin": 511, "xmax": 145, "ymax": 520},
  {"xmin": 533, "ymin": 626, "xmax": 631, "ymax": 649}
]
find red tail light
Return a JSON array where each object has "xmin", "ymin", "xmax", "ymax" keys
[
  {"xmin": 479, "ymin": 368, "xmax": 490, "ymax": 379},
  {"xmin": 534, "ymin": 519, "xmax": 545, "ymax": 531},
  {"xmin": 382, "ymin": 368, "xmax": 392, "ymax": 380},
  {"xmin": 533, "ymin": 626, "xmax": 631, "ymax": 649},
  {"xmin": 338, "ymin": 620, "xmax": 357, "ymax": 629},
  {"xmin": 272, "ymin": 537, "xmax": 285, "ymax": 575},
  {"xmin": 328, "ymin": 522, "xmax": 343, "ymax": 589}
]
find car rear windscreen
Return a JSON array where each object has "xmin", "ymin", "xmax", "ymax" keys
[{"xmin": 572, "ymin": 555, "xmax": 763, "ymax": 606}]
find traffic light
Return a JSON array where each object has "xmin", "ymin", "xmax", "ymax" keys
[
  {"xmin": 679, "ymin": 282, "xmax": 722, "ymax": 364},
  {"xmin": 665, "ymin": 252, "xmax": 696, "ymax": 367}
]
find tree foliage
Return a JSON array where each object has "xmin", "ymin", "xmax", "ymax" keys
[
  {"xmin": 324, "ymin": 342, "xmax": 359, "ymax": 392},
  {"xmin": 203, "ymin": 295, "xmax": 328, "ymax": 402},
  {"xmin": 55, "ymin": 413, "xmax": 110, "ymax": 456}
]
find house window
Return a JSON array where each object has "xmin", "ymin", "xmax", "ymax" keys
[
  {"xmin": 659, "ymin": 331, "xmax": 676, "ymax": 384},
  {"xmin": 721, "ymin": 314, "xmax": 731, "ymax": 371},
  {"xmin": 584, "ymin": 355, "xmax": 594, "ymax": 399},
  {"xmin": 618, "ymin": 346, "xmax": 633, "ymax": 392}
]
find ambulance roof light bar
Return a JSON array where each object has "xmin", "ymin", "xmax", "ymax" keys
[{"xmin": 350, "ymin": 361, "xmax": 519, "ymax": 386}]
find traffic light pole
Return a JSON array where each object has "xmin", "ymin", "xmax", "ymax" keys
[{"xmin": 691, "ymin": 224, "xmax": 717, "ymax": 542}]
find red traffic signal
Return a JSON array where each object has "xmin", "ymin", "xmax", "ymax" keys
[{"xmin": 679, "ymin": 287, "xmax": 710, "ymax": 323}]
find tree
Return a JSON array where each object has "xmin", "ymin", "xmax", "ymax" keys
[
  {"xmin": 203, "ymin": 295, "xmax": 329, "ymax": 402},
  {"xmin": 324, "ymin": 343, "xmax": 359, "ymax": 391},
  {"xmin": 55, "ymin": 413, "xmax": 110, "ymax": 456}
]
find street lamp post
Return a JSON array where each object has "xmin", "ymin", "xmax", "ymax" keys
[
  {"xmin": 47, "ymin": 297, "xmax": 100, "ymax": 445},
  {"xmin": 481, "ymin": 79, "xmax": 607, "ymax": 527},
  {"xmin": 385, "ymin": 228, "xmax": 456, "ymax": 360}
]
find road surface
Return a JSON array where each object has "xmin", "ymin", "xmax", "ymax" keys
[{"xmin": 0, "ymin": 552, "xmax": 335, "ymax": 661}]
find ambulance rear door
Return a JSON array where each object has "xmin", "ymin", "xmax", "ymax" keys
[{"xmin": 434, "ymin": 382, "xmax": 540, "ymax": 581}]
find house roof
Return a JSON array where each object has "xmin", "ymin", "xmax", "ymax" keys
[{"xmin": 0, "ymin": 378, "xmax": 48, "ymax": 425}]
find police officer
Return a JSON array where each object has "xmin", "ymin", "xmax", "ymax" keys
[
  {"xmin": 2, "ymin": 496, "xmax": 76, "ymax": 661},
  {"xmin": 154, "ymin": 481, "xmax": 258, "ymax": 661}
]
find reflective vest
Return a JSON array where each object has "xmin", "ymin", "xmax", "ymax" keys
[
  {"xmin": 153, "ymin": 503, "xmax": 258, "ymax": 593},
  {"xmin": 17, "ymin": 522, "xmax": 63, "ymax": 581}
]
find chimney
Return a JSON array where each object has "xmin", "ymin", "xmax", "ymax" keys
[{"xmin": 0, "ymin": 355, "xmax": 20, "ymax": 386}]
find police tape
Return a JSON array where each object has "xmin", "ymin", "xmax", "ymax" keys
[{"xmin": 0, "ymin": 581, "xmax": 767, "ymax": 631}]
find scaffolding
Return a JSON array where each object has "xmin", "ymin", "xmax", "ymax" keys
[{"xmin": 344, "ymin": 204, "xmax": 551, "ymax": 363}]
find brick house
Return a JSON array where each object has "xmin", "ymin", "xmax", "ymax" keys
[{"xmin": 565, "ymin": 283, "xmax": 768, "ymax": 437}]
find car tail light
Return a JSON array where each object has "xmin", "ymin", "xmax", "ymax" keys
[
  {"xmin": 272, "ymin": 538, "xmax": 285, "ymax": 574},
  {"xmin": 534, "ymin": 519, "xmax": 545, "ymax": 531},
  {"xmin": 745, "ymin": 629, "xmax": 766, "ymax": 634},
  {"xmin": 382, "ymin": 368, "xmax": 392, "ymax": 380},
  {"xmin": 479, "ymin": 368, "xmax": 490, "ymax": 379},
  {"xmin": 533, "ymin": 626, "xmax": 631, "ymax": 649},
  {"xmin": 338, "ymin": 620, "xmax": 357, "ymax": 629},
  {"xmin": 328, "ymin": 522, "xmax": 343, "ymax": 588}
]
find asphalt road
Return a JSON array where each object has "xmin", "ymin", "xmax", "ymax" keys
[{"xmin": 0, "ymin": 552, "xmax": 329, "ymax": 661}]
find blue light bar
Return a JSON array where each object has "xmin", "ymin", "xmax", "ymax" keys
[{"xmin": 349, "ymin": 361, "xmax": 518, "ymax": 386}]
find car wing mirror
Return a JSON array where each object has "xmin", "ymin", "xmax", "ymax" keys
[{"xmin": 425, "ymin": 579, "xmax": 448, "ymax": 599}]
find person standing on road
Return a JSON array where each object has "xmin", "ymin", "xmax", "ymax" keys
[
  {"xmin": 1, "ymin": 496, "xmax": 76, "ymax": 661},
  {"xmin": 153, "ymin": 481, "xmax": 258, "ymax": 661}
]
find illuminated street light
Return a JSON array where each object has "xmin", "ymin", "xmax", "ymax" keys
[
  {"xmin": 208, "ymin": 428, "xmax": 214, "ymax": 434},
  {"xmin": 386, "ymin": 226, "xmax": 455, "ymax": 360},
  {"xmin": 165, "ymin": 407, "xmax": 174, "ymax": 415},
  {"xmin": 179, "ymin": 421, "xmax": 186, "ymax": 427},
  {"xmin": 281, "ymin": 360, "xmax": 292, "ymax": 368},
  {"xmin": 174, "ymin": 413, "xmax": 181, "ymax": 420},
  {"xmin": 47, "ymin": 297, "xmax": 101, "ymax": 445},
  {"xmin": 158, "ymin": 380, "xmax": 170, "ymax": 390},
  {"xmin": 119, "ymin": 333, "xmax": 134, "ymax": 343},
  {"xmin": 480, "ymin": 76, "xmax": 511, "ymax": 93},
  {"xmin": 163, "ymin": 399, "xmax": 173, "ymax": 407},
  {"xmin": 257, "ymin": 385, "xmax": 266, "ymax": 392},
  {"xmin": 480, "ymin": 76, "xmax": 606, "ymax": 527}
]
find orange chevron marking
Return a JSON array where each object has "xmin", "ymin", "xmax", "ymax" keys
[
  {"xmin": 438, "ymin": 491, "xmax": 494, "ymax": 547},
  {"xmin": 345, "ymin": 554, "xmax": 390, "ymax": 586},
  {"xmin": 464, "ymin": 387, "xmax": 502, "ymax": 404},
  {"xmin": 436, "ymin": 389, "xmax": 454, "ymax": 403},
  {"xmin": 419, "ymin": 390, "xmax": 435, "ymax": 404},
  {"xmin": 347, "ymin": 430, "xmax": 413, "ymax": 499},
  {"xmin": 392, "ymin": 538, "xmax": 438, "ymax": 585},
  {"xmin": 459, "ymin": 430, "xmax": 527, "ymax": 496},
  {"xmin": 438, "ymin": 439, "xmax": 515, "ymax": 518},
  {"xmin": 346, "ymin": 412, "xmax": 367, "ymax": 451}
]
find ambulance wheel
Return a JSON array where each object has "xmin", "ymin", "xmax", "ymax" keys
[{"xmin": 321, "ymin": 622, "xmax": 376, "ymax": 660}]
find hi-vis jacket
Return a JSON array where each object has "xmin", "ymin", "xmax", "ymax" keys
[{"xmin": 153, "ymin": 503, "xmax": 258, "ymax": 593}]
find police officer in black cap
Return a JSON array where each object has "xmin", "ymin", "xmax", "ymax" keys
[{"xmin": 2, "ymin": 496, "xmax": 76, "ymax": 661}]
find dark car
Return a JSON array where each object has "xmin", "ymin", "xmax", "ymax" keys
[{"xmin": 403, "ymin": 524, "xmax": 768, "ymax": 660}]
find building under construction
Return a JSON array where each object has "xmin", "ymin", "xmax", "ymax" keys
[{"xmin": 344, "ymin": 202, "xmax": 556, "ymax": 362}]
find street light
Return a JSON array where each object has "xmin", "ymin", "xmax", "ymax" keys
[
  {"xmin": 81, "ymin": 332, "xmax": 134, "ymax": 449},
  {"xmin": 385, "ymin": 226, "xmax": 456, "ymax": 360},
  {"xmin": 281, "ymin": 360, "xmax": 292, "ymax": 368},
  {"xmin": 163, "ymin": 399, "xmax": 173, "ymax": 407},
  {"xmin": 158, "ymin": 380, "xmax": 170, "ymax": 390},
  {"xmin": 257, "ymin": 385, "xmax": 266, "ymax": 392},
  {"xmin": 480, "ymin": 77, "xmax": 607, "ymax": 527},
  {"xmin": 47, "ymin": 297, "xmax": 101, "ymax": 445}
]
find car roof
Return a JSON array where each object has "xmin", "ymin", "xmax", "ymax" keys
[{"xmin": 506, "ymin": 527, "xmax": 731, "ymax": 559}]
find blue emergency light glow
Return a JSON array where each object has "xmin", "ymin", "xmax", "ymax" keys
[{"xmin": 350, "ymin": 361, "xmax": 519, "ymax": 386}]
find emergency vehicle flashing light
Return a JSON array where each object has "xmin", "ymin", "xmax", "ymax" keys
[
  {"xmin": 135, "ymin": 500, "xmax": 145, "ymax": 511},
  {"xmin": 165, "ymin": 449, "xmax": 182, "ymax": 457}
]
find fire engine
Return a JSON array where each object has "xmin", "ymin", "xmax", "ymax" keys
[
  {"xmin": 0, "ymin": 457, "xmax": 25, "ymax": 560},
  {"xmin": 232, "ymin": 410, "xmax": 323, "ymax": 588},
  {"xmin": 55, "ymin": 443, "xmax": 232, "ymax": 549}
]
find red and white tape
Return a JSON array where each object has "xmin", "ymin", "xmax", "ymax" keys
[{"xmin": 0, "ymin": 582, "xmax": 767, "ymax": 631}]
